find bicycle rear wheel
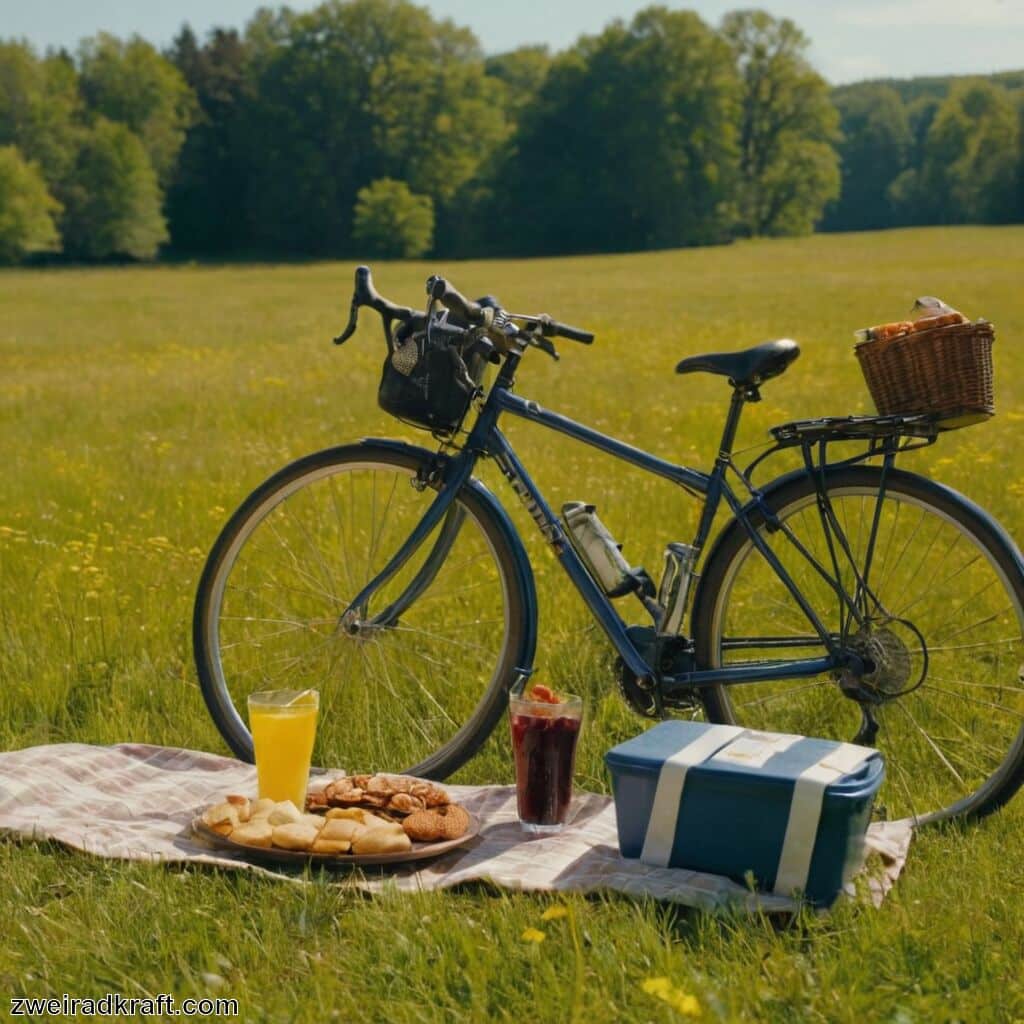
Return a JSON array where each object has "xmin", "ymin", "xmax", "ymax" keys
[
  {"xmin": 694, "ymin": 465, "xmax": 1024, "ymax": 824},
  {"xmin": 193, "ymin": 443, "xmax": 531, "ymax": 779}
]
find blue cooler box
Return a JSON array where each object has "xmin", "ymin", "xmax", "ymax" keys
[{"xmin": 605, "ymin": 721, "xmax": 884, "ymax": 906}]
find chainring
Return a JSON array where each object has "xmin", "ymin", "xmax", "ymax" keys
[{"xmin": 616, "ymin": 625, "xmax": 700, "ymax": 718}]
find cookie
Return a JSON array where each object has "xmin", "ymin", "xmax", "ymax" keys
[
  {"xmin": 402, "ymin": 804, "xmax": 470, "ymax": 842},
  {"xmin": 386, "ymin": 792, "xmax": 426, "ymax": 815}
]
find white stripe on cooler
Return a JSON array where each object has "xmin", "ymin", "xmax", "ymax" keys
[
  {"xmin": 640, "ymin": 725, "xmax": 745, "ymax": 867},
  {"xmin": 772, "ymin": 742, "xmax": 873, "ymax": 896}
]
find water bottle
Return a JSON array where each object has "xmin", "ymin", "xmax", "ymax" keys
[
  {"xmin": 657, "ymin": 542, "xmax": 698, "ymax": 634},
  {"xmin": 562, "ymin": 502, "xmax": 634, "ymax": 598}
]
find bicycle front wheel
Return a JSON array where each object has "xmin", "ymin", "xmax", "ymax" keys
[
  {"xmin": 193, "ymin": 443, "xmax": 530, "ymax": 779},
  {"xmin": 694, "ymin": 465, "xmax": 1024, "ymax": 824}
]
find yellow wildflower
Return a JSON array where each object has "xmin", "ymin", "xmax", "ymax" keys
[
  {"xmin": 641, "ymin": 977, "xmax": 700, "ymax": 1017},
  {"xmin": 520, "ymin": 928, "xmax": 546, "ymax": 944},
  {"xmin": 541, "ymin": 906, "xmax": 569, "ymax": 921}
]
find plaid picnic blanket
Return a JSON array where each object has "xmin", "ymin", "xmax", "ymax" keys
[{"xmin": 0, "ymin": 743, "xmax": 912, "ymax": 913}]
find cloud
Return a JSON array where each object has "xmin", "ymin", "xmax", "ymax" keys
[{"xmin": 840, "ymin": 0, "xmax": 1024, "ymax": 27}]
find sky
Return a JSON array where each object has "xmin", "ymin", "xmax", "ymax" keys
[{"xmin": 3, "ymin": 0, "xmax": 1023, "ymax": 84}]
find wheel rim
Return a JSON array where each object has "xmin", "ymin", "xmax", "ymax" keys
[
  {"xmin": 707, "ymin": 483, "xmax": 1024, "ymax": 824},
  {"xmin": 200, "ymin": 459, "xmax": 513, "ymax": 774}
]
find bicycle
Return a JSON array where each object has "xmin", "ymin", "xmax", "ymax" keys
[{"xmin": 194, "ymin": 267, "xmax": 1024, "ymax": 825}]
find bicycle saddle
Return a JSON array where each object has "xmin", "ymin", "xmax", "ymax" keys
[{"xmin": 675, "ymin": 339, "xmax": 800, "ymax": 386}]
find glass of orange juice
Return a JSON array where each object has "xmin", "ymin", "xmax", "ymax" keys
[{"xmin": 248, "ymin": 689, "xmax": 320, "ymax": 809}]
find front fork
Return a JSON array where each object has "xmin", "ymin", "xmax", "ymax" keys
[{"xmin": 339, "ymin": 452, "xmax": 474, "ymax": 634}]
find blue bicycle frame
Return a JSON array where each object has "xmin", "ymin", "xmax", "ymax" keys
[{"xmin": 344, "ymin": 348, "xmax": 848, "ymax": 700}]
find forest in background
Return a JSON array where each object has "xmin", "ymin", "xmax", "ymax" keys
[{"xmin": 1, "ymin": 0, "xmax": 1022, "ymax": 264}]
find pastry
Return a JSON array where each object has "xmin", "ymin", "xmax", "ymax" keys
[
  {"xmin": 231, "ymin": 820, "xmax": 274, "ymax": 848},
  {"xmin": 320, "ymin": 818, "xmax": 362, "ymax": 843},
  {"xmin": 869, "ymin": 321, "xmax": 914, "ymax": 343},
  {"xmin": 912, "ymin": 312, "xmax": 966, "ymax": 331},
  {"xmin": 312, "ymin": 837, "xmax": 352, "ymax": 855},
  {"xmin": 351, "ymin": 824, "xmax": 412, "ymax": 855},
  {"xmin": 272, "ymin": 822, "xmax": 320, "ymax": 851},
  {"xmin": 387, "ymin": 792, "xmax": 426, "ymax": 814},
  {"xmin": 402, "ymin": 804, "xmax": 470, "ymax": 842},
  {"xmin": 249, "ymin": 798, "xmax": 276, "ymax": 819},
  {"xmin": 267, "ymin": 801, "xmax": 304, "ymax": 826},
  {"xmin": 324, "ymin": 807, "xmax": 388, "ymax": 828},
  {"xmin": 323, "ymin": 774, "xmax": 450, "ymax": 811},
  {"xmin": 202, "ymin": 802, "xmax": 239, "ymax": 837},
  {"xmin": 225, "ymin": 795, "xmax": 251, "ymax": 822},
  {"xmin": 305, "ymin": 788, "xmax": 329, "ymax": 811}
]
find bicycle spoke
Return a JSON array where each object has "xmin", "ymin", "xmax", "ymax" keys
[
  {"xmin": 892, "ymin": 699, "xmax": 965, "ymax": 787},
  {"xmin": 709, "ymin": 478, "xmax": 1024, "ymax": 823},
  {"xmin": 200, "ymin": 455, "xmax": 514, "ymax": 775},
  {"xmin": 922, "ymin": 683, "xmax": 1024, "ymax": 719}
]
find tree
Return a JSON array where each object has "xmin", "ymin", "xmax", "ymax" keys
[
  {"xmin": 78, "ymin": 33, "xmax": 195, "ymax": 186},
  {"xmin": 891, "ymin": 79, "xmax": 1020, "ymax": 224},
  {"xmin": 352, "ymin": 178, "xmax": 433, "ymax": 258},
  {"xmin": 238, "ymin": 0, "xmax": 507, "ymax": 256},
  {"xmin": 721, "ymin": 9, "xmax": 840, "ymax": 236},
  {"xmin": 61, "ymin": 117, "xmax": 167, "ymax": 259},
  {"xmin": 824, "ymin": 84, "xmax": 912, "ymax": 231},
  {"xmin": 166, "ymin": 26, "xmax": 252, "ymax": 253},
  {"xmin": 369, "ymin": 51, "xmax": 508, "ymax": 206},
  {"xmin": 494, "ymin": 7, "xmax": 739, "ymax": 255},
  {"xmin": 0, "ymin": 42, "xmax": 81, "ymax": 187},
  {"xmin": 0, "ymin": 145, "xmax": 61, "ymax": 262},
  {"xmin": 485, "ymin": 46, "xmax": 552, "ymax": 117}
]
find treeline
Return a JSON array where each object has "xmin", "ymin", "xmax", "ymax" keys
[{"xmin": 0, "ymin": 0, "xmax": 1022, "ymax": 265}]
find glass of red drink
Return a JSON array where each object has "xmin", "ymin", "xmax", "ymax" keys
[{"xmin": 509, "ymin": 686, "xmax": 583, "ymax": 833}]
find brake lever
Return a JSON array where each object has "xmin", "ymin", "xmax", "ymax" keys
[{"xmin": 522, "ymin": 326, "xmax": 560, "ymax": 361}]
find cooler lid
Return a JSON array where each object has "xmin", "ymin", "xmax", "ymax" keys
[{"xmin": 605, "ymin": 721, "xmax": 883, "ymax": 798}]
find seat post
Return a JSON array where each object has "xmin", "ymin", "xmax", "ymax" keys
[{"xmin": 717, "ymin": 383, "xmax": 759, "ymax": 459}]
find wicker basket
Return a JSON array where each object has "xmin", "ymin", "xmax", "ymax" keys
[{"xmin": 855, "ymin": 320, "xmax": 995, "ymax": 429}]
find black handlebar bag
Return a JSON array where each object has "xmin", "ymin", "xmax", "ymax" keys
[{"xmin": 378, "ymin": 327, "xmax": 485, "ymax": 435}]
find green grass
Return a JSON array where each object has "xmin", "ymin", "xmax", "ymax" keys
[{"xmin": 2, "ymin": 226, "xmax": 1024, "ymax": 1021}]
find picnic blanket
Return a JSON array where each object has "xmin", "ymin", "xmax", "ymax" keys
[{"xmin": 0, "ymin": 743, "xmax": 912, "ymax": 913}]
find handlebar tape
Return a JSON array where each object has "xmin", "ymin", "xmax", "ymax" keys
[
  {"xmin": 356, "ymin": 265, "xmax": 416, "ymax": 321},
  {"xmin": 552, "ymin": 321, "xmax": 595, "ymax": 344},
  {"xmin": 535, "ymin": 314, "xmax": 594, "ymax": 344},
  {"xmin": 427, "ymin": 275, "xmax": 484, "ymax": 325}
]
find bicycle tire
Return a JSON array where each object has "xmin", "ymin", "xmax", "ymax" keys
[
  {"xmin": 193, "ymin": 441, "xmax": 534, "ymax": 780},
  {"xmin": 693, "ymin": 464, "xmax": 1024, "ymax": 824}
]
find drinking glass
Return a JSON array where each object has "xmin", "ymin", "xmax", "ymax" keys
[
  {"xmin": 247, "ymin": 689, "xmax": 320, "ymax": 810},
  {"xmin": 509, "ymin": 691, "xmax": 583, "ymax": 833}
]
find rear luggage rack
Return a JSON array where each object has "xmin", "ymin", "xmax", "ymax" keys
[
  {"xmin": 745, "ymin": 415, "xmax": 939, "ymax": 481},
  {"xmin": 770, "ymin": 414, "xmax": 938, "ymax": 445}
]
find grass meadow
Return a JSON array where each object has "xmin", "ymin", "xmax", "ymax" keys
[{"xmin": 2, "ymin": 226, "xmax": 1024, "ymax": 1021}]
